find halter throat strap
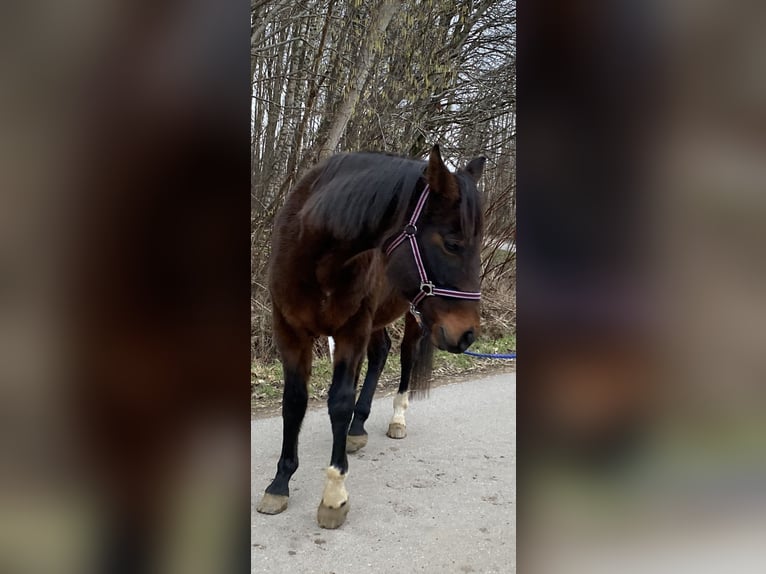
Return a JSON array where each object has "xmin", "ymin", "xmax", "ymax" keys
[{"xmin": 385, "ymin": 184, "xmax": 481, "ymax": 313}]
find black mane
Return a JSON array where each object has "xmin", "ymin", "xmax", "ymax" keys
[
  {"xmin": 299, "ymin": 152, "xmax": 424, "ymax": 241},
  {"xmin": 299, "ymin": 151, "xmax": 482, "ymax": 242}
]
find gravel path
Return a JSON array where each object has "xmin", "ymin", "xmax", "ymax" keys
[{"xmin": 252, "ymin": 372, "xmax": 516, "ymax": 574}]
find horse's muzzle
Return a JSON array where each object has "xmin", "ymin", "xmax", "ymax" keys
[{"xmin": 437, "ymin": 326, "xmax": 476, "ymax": 354}]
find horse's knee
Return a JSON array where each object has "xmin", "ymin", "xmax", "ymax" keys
[
  {"xmin": 283, "ymin": 378, "xmax": 308, "ymax": 407},
  {"xmin": 328, "ymin": 384, "xmax": 355, "ymax": 422},
  {"xmin": 282, "ymin": 378, "xmax": 308, "ymax": 425},
  {"xmin": 329, "ymin": 358, "xmax": 357, "ymax": 407},
  {"xmin": 283, "ymin": 358, "xmax": 308, "ymax": 392}
]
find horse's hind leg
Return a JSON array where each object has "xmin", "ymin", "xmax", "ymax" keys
[
  {"xmin": 317, "ymin": 314, "xmax": 370, "ymax": 528},
  {"xmin": 347, "ymin": 328, "xmax": 391, "ymax": 453},
  {"xmin": 256, "ymin": 311, "xmax": 312, "ymax": 516},
  {"xmin": 387, "ymin": 312, "xmax": 420, "ymax": 439}
]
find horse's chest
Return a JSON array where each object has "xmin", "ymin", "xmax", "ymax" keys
[
  {"xmin": 315, "ymin": 282, "xmax": 376, "ymax": 332},
  {"xmin": 278, "ymin": 248, "xmax": 390, "ymax": 335}
]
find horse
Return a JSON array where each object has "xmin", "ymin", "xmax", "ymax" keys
[{"xmin": 256, "ymin": 144, "xmax": 486, "ymax": 529}]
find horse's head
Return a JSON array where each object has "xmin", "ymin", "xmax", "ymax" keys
[{"xmin": 387, "ymin": 145, "xmax": 486, "ymax": 353}]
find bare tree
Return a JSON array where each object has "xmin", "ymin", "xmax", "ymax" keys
[{"xmin": 251, "ymin": 0, "xmax": 516, "ymax": 359}]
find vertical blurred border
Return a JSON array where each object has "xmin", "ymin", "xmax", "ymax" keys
[
  {"xmin": 518, "ymin": 0, "xmax": 766, "ymax": 572},
  {"xmin": 0, "ymin": 1, "xmax": 251, "ymax": 573}
]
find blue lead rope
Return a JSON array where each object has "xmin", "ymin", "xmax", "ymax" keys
[{"xmin": 463, "ymin": 350, "xmax": 516, "ymax": 359}]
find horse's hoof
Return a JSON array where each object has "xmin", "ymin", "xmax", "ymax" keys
[
  {"xmin": 346, "ymin": 433, "xmax": 368, "ymax": 453},
  {"xmin": 256, "ymin": 493, "xmax": 289, "ymax": 515},
  {"xmin": 386, "ymin": 422, "xmax": 407, "ymax": 439},
  {"xmin": 317, "ymin": 500, "xmax": 349, "ymax": 529}
]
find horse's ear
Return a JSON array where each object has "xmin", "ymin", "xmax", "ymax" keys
[
  {"xmin": 426, "ymin": 144, "xmax": 458, "ymax": 200},
  {"xmin": 464, "ymin": 156, "xmax": 487, "ymax": 183}
]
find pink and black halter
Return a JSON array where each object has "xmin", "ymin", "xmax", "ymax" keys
[{"xmin": 385, "ymin": 184, "xmax": 481, "ymax": 315}]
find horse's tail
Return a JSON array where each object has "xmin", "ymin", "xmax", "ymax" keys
[{"xmin": 409, "ymin": 330, "xmax": 434, "ymax": 398}]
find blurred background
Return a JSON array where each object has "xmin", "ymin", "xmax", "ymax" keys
[
  {"xmin": 2, "ymin": 0, "xmax": 766, "ymax": 572},
  {"xmin": 0, "ymin": 1, "xmax": 250, "ymax": 573},
  {"xmin": 518, "ymin": 1, "xmax": 766, "ymax": 572}
]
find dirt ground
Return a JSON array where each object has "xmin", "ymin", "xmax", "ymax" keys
[{"xmin": 252, "ymin": 371, "xmax": 516, "ymax": 574}]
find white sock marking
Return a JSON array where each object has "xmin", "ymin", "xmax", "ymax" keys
[
  {"xmin": 390, "ymin": 391, "xmax": 409, "ymax": 426},
  {"xmin": 321, "ymin": 466, "xmax": 348, "ymax": 508}
]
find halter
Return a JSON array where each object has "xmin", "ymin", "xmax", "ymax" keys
[{"xmin": 385, "ymin": 184, "xmax": 481, "ymax": 318}]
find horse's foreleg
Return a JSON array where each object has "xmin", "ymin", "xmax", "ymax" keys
[
  {"xmin": 256, "ymin": 312, "xmax": 312, "ymax": 516},
  {"xmin": 347, "ymin": 328, "xmax": 391, "ymax": 452},
  {"xmin": 387, "ymin": 312, "xmax": 420, "ymax": 439},
  {"xmin": 318, "ymin": 316, "xmax": 370, "ymax": 529}
]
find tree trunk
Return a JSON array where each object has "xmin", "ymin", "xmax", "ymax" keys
[
  {"xmin": 279, "ymin": 0, "xmax": 336, "ymax": 197},
  {"xmin": 315, "ymin": 1, "xmax": 400, "ymax": 161}
]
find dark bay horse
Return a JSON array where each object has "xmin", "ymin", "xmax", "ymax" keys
[{"xmin": 256, "ymin": 145, "xmax": 485, "ymax": 528}]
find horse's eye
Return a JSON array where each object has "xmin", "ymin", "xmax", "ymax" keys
[{"xmin": 444, "ymin": 241, "xmax": 462, "ymax": 254}]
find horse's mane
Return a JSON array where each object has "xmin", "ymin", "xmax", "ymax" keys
[
  {"xmin": 299, "ymin": 153, "xmax": 424, "ymax": 241},
  {"xmin": 299, "ymin": 151, "xmax": 482, "ymax": 241}
]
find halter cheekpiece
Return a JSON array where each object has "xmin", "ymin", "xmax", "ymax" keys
[{"xmin": 385, "ymin": 184, "xmax": 481, "ymax": 317}]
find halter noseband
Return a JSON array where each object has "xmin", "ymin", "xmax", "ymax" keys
[{"xmin": 385, "ymin": 184, "xmax": 481, "ymax": 317}]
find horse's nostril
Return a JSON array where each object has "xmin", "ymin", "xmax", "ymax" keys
[{"xmin": 459, "ymin": 329, "xmax": 475, "ymax": 352}]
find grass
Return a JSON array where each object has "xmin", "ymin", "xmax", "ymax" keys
[{"xmin": 251, "ymin": 333, "xmax": 516, "ymax": 412}]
